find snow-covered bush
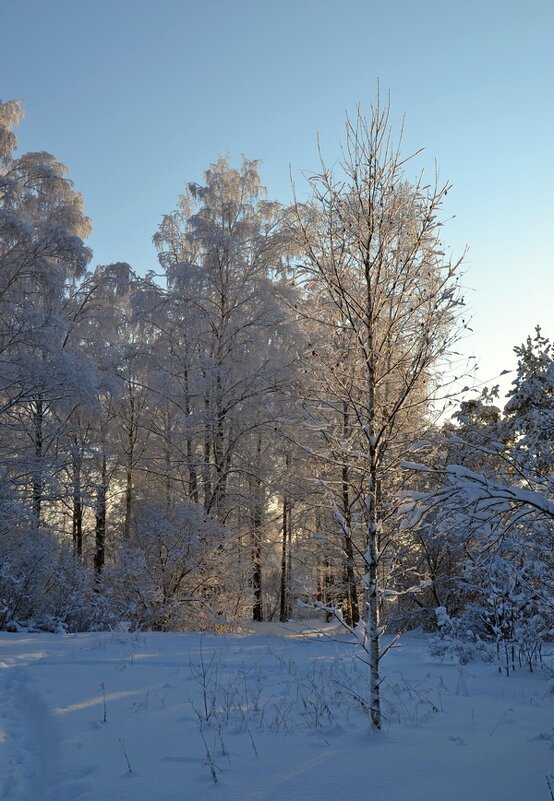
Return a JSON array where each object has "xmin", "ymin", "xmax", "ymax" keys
[
  {"xmin": 429, "ymin": 605, "xmax": 494, "ymax": 664},
  {"xmin": 467, "ymin": 554, "xmax": 551, "ymax": 674},
  {"xmin": 106, "ymin": 500, "xmax": 232, "ymax": 630},
  {"xmin": 0, "ymin": 529, "xmax": 55, "ymax": 630},
  {"xmin": 0, "ymin": 489, "xmax": 109, "ymax": 631},
  {"xmin": 0, "ymin": 470, "xmax": 114, "ymax": 631},
  {"xmin": 0, "ymin": 482, "xmax": 54, "ymax": 629}
]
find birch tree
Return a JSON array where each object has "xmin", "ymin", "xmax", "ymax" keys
[
  {"xmin": 294, "ymin": 101, "xmax": 465, "ymax": 728},
  {"xmin": 0, "ymin": 100, "xmax": 92, "ymax": 525},
  {"xmin": 154, "ymin": 158, "xmax": 300, "ymax": 618}
]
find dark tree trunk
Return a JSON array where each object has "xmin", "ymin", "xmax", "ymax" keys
[
  {"xmin": 94, "ymin": 454, "xmax": 107, "ymax": 574},
  {"xmin": 279, "ymin": 495, "xmax": 289, "ymax": 622},
  {"xmin": 202, "ymin": 393, "xmax": 212, "ymax": 511},
  {"xmin": 32, "ymin": 396, "xmax": 44, "ymax": 523},
  {"xmin": 183, "ymin": 367, "xmax": 198, "ymax": 503},
  {"xmin": 341, "ymin": 403, "xmax": 360, "ymax": 627},
  {"xmin": 251, "ymin": 515, "xmax": 263, "ymax": 621},
  {"xmin": 211, "ymin": 375, "xmax": 228, "ymax": 517},
  {"xmin": 363, "ymin": 263, "xmax": 381, "ymax": 728},
  {"xmin": 123, "ymin": 387, "xmax": 135, "ymax": 540},
  {"xmin": 72, "ymin": 450, "xmax": 83, "ymax": 558},
  {"xmin": 251, "ymin": 437, "xmax": 263, "ymax": 622}
]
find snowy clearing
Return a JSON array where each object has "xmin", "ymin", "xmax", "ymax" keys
[{"xmin": 0, "ymin": 624, "xmax": 553, "ymax": 801}]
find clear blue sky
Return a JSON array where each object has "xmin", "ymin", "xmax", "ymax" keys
[{"xmin": 2, "ymin": 0, "xmax": 553, "ymax": 398}]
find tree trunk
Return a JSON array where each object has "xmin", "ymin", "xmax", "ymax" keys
[
  {"xmin": 251, "ymin": 512, "xmax": 263, "ymax": 621},
  {"xmin": 123, "ymin": 386, "xmax": 135, "ymax": 540},
  {"xmin": 287, "ymin": 503, "xmax": 292, "ymax": 600},
  {"xmin": 364, "ymin": 252, "xmax": 382, "ymax": 730},
  {"xmin": 279, "ymin": 494, "xmax": 289, "ymax": 622},
  {"xmin": 32, "ymin": 396, "xmax": 44, "ymax": 523},
  {"xmin": 342, "ymin": 403, "xmax": 359, "ymax": 627},
  {"xmin": 94, "ymin": 453, "xmax": 107, "ymax": 574},
  {"xmin": 365, "ymin": 405, "xmax": 382, "ymax": 724},
  {"xmin": 160, "ymin": 410, "xmax": 173, "ymax": 512},
  {"xmin": 202, "ymin": 392, "xmax": 212, "ymax": 510},
  {"xmin": 72, "ymin": 449, "xmax": 83, "ymax": 558},
  {"xmin": 183, "ymin": 366, "xmax": 198, "ymax": 503},
  {"xmin": 365, "ymin": 461, "xmax": 381, "ymax": 730},
  {"xmin": 211, "ymin": 374, "xmax": 228, "ymax": 516},
  {"xmin": 251, "ymin": 437, "xmax": 263, "ymax": 622}
]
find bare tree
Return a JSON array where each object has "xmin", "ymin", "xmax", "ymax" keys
[{"xmin": 293, "ymin": 99, "xmax": 465, "ymax": 728}]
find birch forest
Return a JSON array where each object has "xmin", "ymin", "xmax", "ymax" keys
[{"xmin": 1, "ymin": 98, "xmax": 552, "ymax": 731}]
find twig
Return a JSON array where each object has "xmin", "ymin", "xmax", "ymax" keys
[
  {"xmin": 101, "ymin": 681, "xmax": 107, "ymax": 724},
  {"xmin": 489, "ymin": 707, "xmax": 513, "ymax": 737},
  {"xmin": 118, "ymin": 738, "xmax": 133, "ymax": 773},
  {"xmin": 198, "ymin": 725, "xmax": 218, "ymax": 783}
]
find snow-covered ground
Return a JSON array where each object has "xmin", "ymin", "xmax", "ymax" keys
[{"xmin": 0, "ymin": 623, "xmax": 552, "ymax": 801}]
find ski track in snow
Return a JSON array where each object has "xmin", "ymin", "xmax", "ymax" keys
[
  {"xmin": 0, "ymin": 665, "xmax": 58, "ymax": 801},
  {"xmin": 0, "ymin": 660, "xmax": 90, "ymax": 801}
]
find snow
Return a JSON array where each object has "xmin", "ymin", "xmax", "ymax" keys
[
  {"xmin": 400, "ymin": 461, "xmax": 432, "ymax": 472},
  {"xmin": 0, "ymin": 625, "xmax": 552, "ymax": 801},
  {"xmin": 443, "ymin": 464, "xmax": 554, "ymax": 517}
]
